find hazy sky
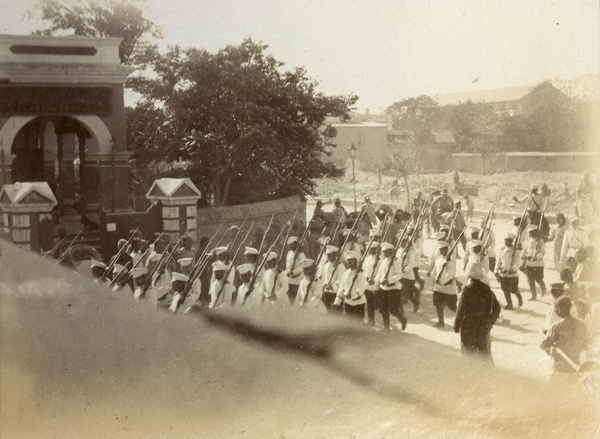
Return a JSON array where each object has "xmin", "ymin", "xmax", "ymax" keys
[{"xmin": 1, "ymin": 0, "xmax": 599, "ymax": 113}]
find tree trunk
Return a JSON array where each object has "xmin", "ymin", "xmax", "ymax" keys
[{"xmin": 404, "ymin": 173, "xmax": 410, "ymax": 211}]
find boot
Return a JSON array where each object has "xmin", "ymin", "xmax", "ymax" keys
[
  {"xmin": 515, "ymin": 291, "xmax": 523, "ymax": 307},
  {"xmin": 434, "ymin": 307, "xmax": 445, "ymax": 327},
  {"xmin": 503, "ymin": 290, "xmax": 513, "ymax": 309},
  {"xmin": 540, "ymin": 283, "xmax": 546, "ymax": 297},
  {"xmin": 528, "ymin": 283, "xmax": 537, "ymax": 301}
]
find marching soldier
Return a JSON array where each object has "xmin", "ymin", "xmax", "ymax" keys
[
  {"xmin": 464, "ymin": 239, "xmax": 490, "ymax": 285},
  {"xmin": 296, "ymin": 259, "xmax": 326, "ymax": 313},
  {"xmin": 479, "ymin": 217, "xmax": 497, "ymax": 272},
  {"xmin": 260, "ymin": 252, "xmax": 288, "ymax": 303},
  {"xmin": 521, "ymin": 225, "xmax": 546, "ymax": 301},
  {"xmin": 174, "ymin": 258, "xmax": 201, "ymax": 313},
  {"xmin": 111, "ymin": 264, "xmax": 133, "ymax": 295},
  {"xmin": 167, "ymin": 272, "xmax": 190, "ymax": 313},
  {"xmin": 527, "ymin": 184, "xmax": 544, "ymax": 213},
  {"xmin": 90, "ymin": 260, "xmax": 108, "ymax": 284},
  {"xmin": 319, "ymin": 245, "xmax": 343, "ymax": 311},
  {"xmin": 209, "ymin": 261, "xmax": 236, "ymax": 308},
  {"xmin": 375, "ymin": 242, "xmax": 408, "ymax": 330},
  {"xmin": 494, "ymin": 233, "xmax": 523, "ymax": 309},
  {"xmin": 131, "ymin": 267, "xmax": 150, "ymax": 301},
  {"xmin": 429, "ymin": 241, "xmax": 457, "ymax": 327},
  {"xmin": 397, "ymin": 235, "xmax": 420, "ymax": 312},
  {"xmin": 235, "ymin": 263, "xmax": 261, "ymax": 308},
  {"xmin": 362, "ymin": 242, "xmax": 381, "ymax": 326},
  {"xmin": 560, "ymin": 217, "xmax": 590, "ymax": 270},
  {"xmin": 334, "ymin": 251, "xmax": 366, "ymax": 320},
  {"xmin": 285, "ymin": 236, "xmax": 305, "ymax": 304}
]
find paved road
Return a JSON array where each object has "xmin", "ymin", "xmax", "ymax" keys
[{"xmin": 307, "ymin": 199, "xmax": 562, "ymax": 382}]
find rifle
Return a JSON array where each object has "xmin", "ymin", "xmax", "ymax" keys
[
  {"xmin": 531, "ymin": 198, "xmax": 548, "ymax": 261},
  {"xmin": 287, "ymin": 217, "xmax": 313, "ymax": 279},
  {"xmin": 243, "ymin": 222, "xmax": 288, "ymax": 304},
  {"xmin": 508, "ymin": 196, "xmax": 532, "ymax": 271},
  {"xmin": 42, "ymin": 234, "xmax": 69, "ymax": 259},
  {"xmin": 480, "ymin": 203, "xmax": 496, "ymax": 241},
  {"xmin": 267, "ymin": 211, "xmax": 298, "ymax": 300},
  {"xmin": 435, "ymin": 226, "xmax": 466, "ymax": 283},
  {"xmin": 257, "ymin": 214, "xmax": 275, "ymax": 256},
  {"xmin": 101, "ymin": 228, "xmax": 140, "ymax": 279},
  {"xmin": 145, "ymin": 228, "xmax": 190, "ymax": 291},
  {"xmin": 312, "ymin": 216, "xmax": 343, "ymax": 277},
  {"xmin": 210, "ymin": 222, "xmax": 255, "ymax": 309},
  {"xmin": 225, "ymin": 216, "xmax": 249, "ymax": 264},
  {"xmin": 399, "ymin": 201, "xmax": 430, "ymax": 271},
  {"xmin": 55, "ymin": 231, "xmax": 83, "ymax": 265},
  {"xmin": 109, "ymin": 233, "xmax": 165, "ymax": 288}
]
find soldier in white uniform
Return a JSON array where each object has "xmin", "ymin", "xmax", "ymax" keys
[
  {"xmin": 464, "ymin": 240, "xmax": 490, "ymax": 285},
  {"xmin": 209, "ymin": 261, "xmax": 236, "ymax": 309},
  {"xmin": 90, "ymin": 260, "xmax": 108, "ymax": 285},
  {"xmin": 429, "ymin": 241, "xmax": 457, "ymax": 327},
  {"xmin": 235, "ymin": 263, "xmax": 262, "ymax": 308},
  {"xmin": 334, "ymin": 251, "xmax": 366, "ymax": 320},
  {"xmin": 479, "ymin": 217, "xmax": 497, "ymax": 273},
  {"xmin": 260, "ymin": 252, "xmax": 288, "ymax": 303},
  {"xmin": 560, "ymin": 217, "xmax": 591, "ymax": 270},
  {"xmin": 521, "ymin": 225, "xmax": 546, "ymax": 301},
  {"xmin": 285, "ymin": 236, "xmax": 305, "ymax": 305},
  {"xmin": 375, "ymin": 243, "xmax": 407, "ymax": 330},
  {"xmin": 362, "ymin": 242, "xmax": 381, "ymax": 326},
  {"xmin": 494, "ymin": 233, "xmax": 522, "ymax": 309},
  {"xmin": 396, "ymin": 236, "xmax": 420, "ymax": 312},
  {"xmin": 111, "ymin": 264, "xmax": 133, "ymax": 295},
  {"xmin": 131, "ymin": 267, "xmax": 149, "ymax": 301},
  {"xmin": 296, "ymin": 259, "xmax": 327, "ymax": 313},
  {"xmin": 173, "ymin": 258, "xmax": 202, "ymax": 313},
  {"xmin": 318, "ymin": 245, "xmax": 343, "ymax": 312},
  {"xmin": 168, "ymin": 272, "xmax": 191, "ymax": 313}
]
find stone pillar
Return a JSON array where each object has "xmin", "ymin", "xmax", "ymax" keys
[
  {"xmin": 146, "ymin": 178, "xmax": 201, "ymax": 242},
  {"xmin": 0, "ymin": 182, "xmax": 57, "ymax": 252}
]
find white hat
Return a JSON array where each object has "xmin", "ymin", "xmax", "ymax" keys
[
  {"xmin": 317, "ymin": 236, "xmax": 330, "ymax": 246},
  {"xmin": 265, "ymin": 251, "xmax": 278, "ymax": 261},
  {"xmin": 171, "ymin": 272, "xmax": 190, "ymax": 283},
  {"xmin": 530, "ymin": 184, "xmax": 539, "ymax": 190},
  {"xmin": 300, "ymin": 259, "xmax": 315, "ymax": 269},
  {"xmin": 369, "ymin": 228, "xmax": 382, "ymax": 237},
  {"xmin": 368, "ymin": 241, "xmax": 380, "ymax": 249},
  {"xmin": 287, "ymin": 236, "xmax": 298, "ymax": 245},
  {"xmin": 504, "ymin": 232, "xmax": 516, "ymax": 240},
  {"xmin": 236, "ymin": 263, "xmax": 253, "ymax": 275},
  {"xmin": 325, "ymin": 245, "xmax": 339, "ymax": 254},
  {"xmin": 439, "ymin": 225, "xmax": 450, "ymax": 232},
  {"xmin": 465, "ymin": 261, "xmax": 485, "ymax": 280},
  {"xmin": 469, "ymin": 226, "xmax": 481, "ymax": 233},
  {"xmin": 244, "ymin": 247, "xmax": 258, "ymax": 256},
  {"xmin": 435, "ymin": 232, "xmax": 446, "ymax": 240},
  {"xmin": 214, "ymin": 246, "xmax": 229, "ymax": 256},
  {"xmin": 527, "ymin": 224, "xmax": 539, "ymax": 232},
  {"xmin": 345, "ymin": 251, "xmax": 360, "ymax": 261},
  {"xmin": 177, "ymin": 258, "xmax": 193, "ymax": 267},
  {"xmin": 438, "ymin": 241, "xmax": 450, "ymax": 249},
  {"xmin": 381, "ymin": 243, "xmax": 395, "ymax": 252},
  {"xmin": 212, "ymin": 261, "xmax": 228, "ymax": 272},
  {"xmin": 90, "ymin": 260, "xmax": 107, "ymax": 270},
  {"xmin": 469, "ymin": 239, "xmax": 483, "ymax": 247},
  {"xmin": 131, "ymin": 267, "xmax": 148, "ymax": 279},
  {"xmin": 112, "ymin": 264, "xmax": 126, "ymax": 274}
]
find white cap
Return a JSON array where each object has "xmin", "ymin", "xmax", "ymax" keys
[
  {"xmin": 265, "ymin": 251, "xmax": 278, "ymax": 261},
  {"xmin": 345, "ymin": 251, "xmax": 360, "ymax": 261},
  {"xmin": 530, "ymin": 184, "xmax": 538, "ymax": 190},
  {"xmin": 149, "ymin": 252, "xmax": 161, "ymax": 262},
  {"xmin": 300, "ymin": 259, "xmax": 315, "ymax": 269},
  {"xmin": 469, "ymin": 239, "xmax": 483, "ymax": 247},
  {"xmin": 177, "ymin": 258, "xmax": 193, "ymax": 267},
  {"xmin": 244, "ymin": 247, "xmax": 258, "ymax": 256},
  {"xmin": 504, "ymin": 232, "xmax": 516, "ymax": 240},
  {"xmin": 212, "ymin": 261, "xmax": 228, "ymax": 272},
  {"xmin": 214, "ymin": 246, "xmax": 229, "ymax": 256},
  {"xmin": 527, "ymin": 224, "xmax": 539, "ymax": 232},
  {"xmin": 171, "ymin": 272, "xmax": 189, "ymax": 283},
  {"xmin": 439, "ymin": 225, "xmax": 450, "ymax": 232},
  {"xmin": 381, "ymin": 243, "xmax": 395, "ymax": 252},
  {"xmin": 465, "ymin": 261, "xmax": 485, "ymax": 280},
  {"xmin": 469, "ymin": 226, "xmax": 481, "ymax": 233},
  {"xmin": 438, "ymin": 241, "xmax": 450, "ymax": 249},
  {"xmin": 90, "ymin": 260, "xmax": 107, "ymax": 270},
  {"xmin": 287, "ymin": 236, "xmax": 298, "ymax": 245},
  {"xmin": 237, "ymin": 263, "xmax": 253, "ymax": 275},
  {"xmin": 131, "ymin": 267, "xmax": 148, "ymax": 279},
  {"xmin": 435, "ymin": 232, "xmax": 446, "ymax": 240},
  {"xmin": 368, "ymin": 241, "xmax": 380, "ymax": 249},
  {"xmin": 112, "ymin": 263, "xmax": 125, "ymax": 274},
  {"xmin": 369, "ymin": 228, "xmax": 382, "ymax": 237},
  {"xmin": 326, "ymin": 245, "xmax": 339, "ymax": 254}
]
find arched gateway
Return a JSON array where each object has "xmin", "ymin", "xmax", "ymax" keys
[{"xmin": 0, "ymin": 34, "xmax": 134, "ymax": 251}]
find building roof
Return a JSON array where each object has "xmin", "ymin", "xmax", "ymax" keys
[
  {"xmin": 0, "ymin": 181, "xmax": 57, "ymax": 206},
  {"xmin": 434, "ymin": 85, "xmax": 535, "ymax": 106}
]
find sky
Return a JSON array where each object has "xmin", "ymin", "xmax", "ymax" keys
[{"xmin": 1, "ymin": 0, "xmax": 599, "ymax": 113}]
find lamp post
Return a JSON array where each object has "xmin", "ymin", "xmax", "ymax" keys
[{"xmin": 348, "ymin": 142, "xmax": 357, "ymax": 212}]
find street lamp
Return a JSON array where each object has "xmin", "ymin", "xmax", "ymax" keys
[{"xmin": 348, "ymin": 142, "xmax": 357, "ymax": 212}]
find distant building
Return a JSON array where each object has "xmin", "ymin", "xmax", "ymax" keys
[{"xmin": 323, "ymin": 120, "xmax": 389, "ymax": 170}]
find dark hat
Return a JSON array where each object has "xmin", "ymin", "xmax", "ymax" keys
[{"xmin": 550, "ymin": 282, "xmax": 565, "ymax": 293}]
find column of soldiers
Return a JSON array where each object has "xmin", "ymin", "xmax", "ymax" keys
[{"xmin": 46, "ymin": 181, "xmax": 600, "ymax": 373}]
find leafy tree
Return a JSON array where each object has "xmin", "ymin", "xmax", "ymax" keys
[
  {"xmin": 449, "ymin": 101, "xmax": 500, "ymax": 175},
  {"xmin": 386, "ymin": 95, "xmax": 439, "ymax": 144},
  {"xmin": 27, "ymin": 0, "xmax": 161, "ymax": 64},
  {"xmin": 129, "ymin": 39, "xmax": 356, "ymax": 206}
]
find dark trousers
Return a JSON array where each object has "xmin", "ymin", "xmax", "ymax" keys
[
  {"xmin": 499, "ymin": 276, "xmax": 521, "ymax": 306},
  {"xmin": 377, "ymin": 288, "xmax": 405, "ymax": 329},
  {"xmin": 401, "ymin": 278, "xmax": 419, "ymax": 306},
  {"xmin": 433, "ymin": 291, "xmax": 457, "ymax": 324},
  {"xmin": 452, "ymin": 229, "xmax": 467, "ymax": 251},
  {"xmin": 287, "ymin": 284, "xmax": 299, "ymax": 305},
  {"xmin": 323, "ymin": 291, "xmax": 341, "ymax": 313},
  {"xmin": 525, "ymin": 266, "xmax": 546, "ymax": 297},
  {"xmin": 460, "ymin": 323, "xmax": 494, "ymax": 363},
  {"xmin": 364, "ymin": 290, "xmax": 378, "ymax": 325},
  {"xmin": 344, "ymin": 303, "xmax": 365, "ymax": 320}
]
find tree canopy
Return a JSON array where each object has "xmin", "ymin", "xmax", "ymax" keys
[
  {"xmin": 386, "ymin": 95, "xmax": 439, "ymax": 144},
  {"xmin": 27, "ymin": 0, "xmax": 161, "ymax": 64},
  {"xmin": 128, "ymin": 39, "xmax": 357, "ymax": 206}
]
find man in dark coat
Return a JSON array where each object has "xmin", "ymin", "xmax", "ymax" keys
[{"xmin": 454, "ymin": 261, "xmax": 501, "ymax": 361}]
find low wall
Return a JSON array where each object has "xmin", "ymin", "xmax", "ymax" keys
[
  {"xmin": 453, "ymin": 152, "xmax": 599, "ymax": 174},
  {"xmin": 196, "ymin": 195, "xmax": 306, "ymax": 244}
]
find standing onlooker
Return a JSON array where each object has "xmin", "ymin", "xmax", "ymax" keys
[
  {"xmin": 453, "ymin": 261, "xmax": 501, "ymax": 362},
  {"xmin": 521, "ymin": 225, "xmax": 546, "ymax": 301},
  {"xmin": 549, "ymin": 213, "xmax": 568, "ymax": 270},
  {"xmin": 464, "ymin": 195, "xmax": 475, "ymax": 222},
  {"xmin": 540, "ymin": 296, "xmax": 590, "ymax": 383}
]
